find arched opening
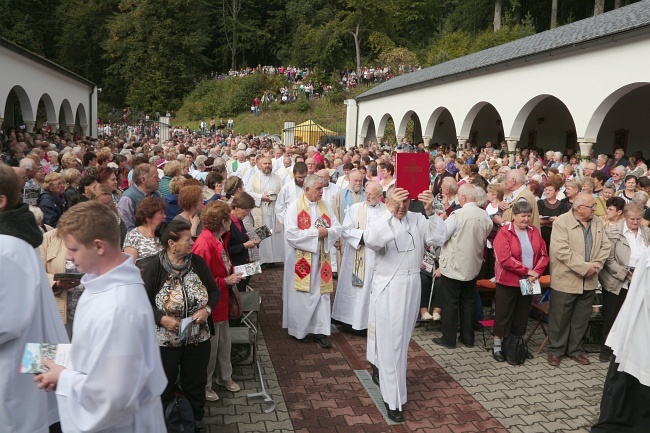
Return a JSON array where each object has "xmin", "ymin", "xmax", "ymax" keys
[
  {"xmin": 397, "ymin": 111, "xmax": 423, "ymax": 145},
  {"xmin": 424, "ymin": 107, "xmax": 457, "ymax": 147},
  {"xmin": 59, "ymin": 99, "xmax": 74, "ymax": 132},
  {"xmin": 75, "ymin": 103, "xmax": 88, "ymax": 137},
  {"xmin": 359, "ymin": 115, "xmax": 376, "ymax": 146},
  {"xmin": 36, "ymin": 94, "xmax": 57, "ymax": 131},
  {"xmin": 2, "ymin": 85, "xmax": 33, "ymax": 129},
  {"xmin": 459, "ymin": 102, "xmax": 504, "ymax": 148},
  {"xmin": 587, "ymin": 83, "xmax": 650, "ymax": 156},
  {"xmin": 376, "ymin": 114, "xmax": 397, "ymax": 147},
  {"xmin": 510, "ymin": 95, "xmax": 576, "ymax": 152}
]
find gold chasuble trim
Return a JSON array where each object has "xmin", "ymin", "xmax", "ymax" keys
[{"xmin": 294, "ymin": 195, "xmax": 333, "ymax": 294}]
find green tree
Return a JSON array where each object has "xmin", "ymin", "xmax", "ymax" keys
[
  {"xmin": 104, "ymin": 0, "xmax": 211, "ymax": 113},
  {"xmin": 55, "ymin": 0, "xmax": 120, "ymax": 102}
]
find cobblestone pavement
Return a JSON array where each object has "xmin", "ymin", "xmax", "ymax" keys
[{"xmin": 205, "ymin": 265, "xmax": 607, "ymax": 432}]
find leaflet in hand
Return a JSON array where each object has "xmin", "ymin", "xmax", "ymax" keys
[
  {"xmin": 519, "ymin": 278, "xmax": 542, "ymax": 296},
  {"xmin": 421, "ymin": 251, "xmax": 436, "ymax": 275},
  {"xmin": 179, "ymin": 317, "xmax": 195, "ymax": 340},
  {"xmin": 234, "ymin": 261, "xmax": 262, "ymax": 277},
  {"xmin": 20, "ymin": 343, "xmax": 72, "ymax": 374},
  {"xmin": 314, "ymin": 217, "xmax": 330, "ymax": 229},
  {"xmin": 254, "ymin": 225, "xmax": 273, "ymax": 241}
]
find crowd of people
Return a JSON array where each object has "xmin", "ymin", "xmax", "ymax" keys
[{"xmin": 1, "ymin": 122, "xmax": 649, "ymax": 431}]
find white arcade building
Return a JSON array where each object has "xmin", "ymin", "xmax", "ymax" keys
[
  {"xmin": 345, "ymin": 1, "xmax": 650, "ymax": 159},
  {"xmin": 1, "ymin": 36, "xmax": 97, "ymax": 137}
]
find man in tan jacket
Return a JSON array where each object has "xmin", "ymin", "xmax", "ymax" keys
[
  {"xmin": 547, "ymin": 193, "xmax": 610, "ymax": 367},
  {"xmin": 500, "ymin": 169, "xmax": 540, "ymax": 229}
]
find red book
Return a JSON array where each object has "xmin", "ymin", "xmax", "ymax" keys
[{"xmin": 395, "ymin": 153, "xmax": 431, "ymax": 200}]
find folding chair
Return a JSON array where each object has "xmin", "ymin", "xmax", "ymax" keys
[
  {"xmin": 526, "ymin": 291, "xmax": 550, "ymax": 354},
  {"xmin": 229, "ymin": 286, "xmax": 276, "ymax": 413}
]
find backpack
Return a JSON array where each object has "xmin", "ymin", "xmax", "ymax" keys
[
  {"xmin": 504, "ymin": 335, "xmax": 528, "ymax": 366},
  {"xmin": 165, "ymin": 392, "xmax": 195, "ymax": 433}
]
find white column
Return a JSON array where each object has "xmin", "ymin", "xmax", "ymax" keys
[
  {"xmin": 579, "ymin": 141, "xmax": 594, "ymax": 168},
  {"xmin": 375, "ymin": 135, "xmax": 382, "ymax": 146},
  {"xmin": 50, "ymin": 122, "xmax": 59, "ymax": 133},
  {"xmin": 422, "ymin": 136, "xmax": 432, "ymax": 149},
  {"xmin": 358, "ymin": 135, "xmax": 366, "ymax": 147},
  {"xmin": 24, "ymin": 121, "xmax": 35, "ymax": 133},
  {"xmin": 457, "ymin": 138, "xmax": 468, "ymax": 153},
  {"xmin": 344, "ymin": 99, "xmax": 358, "ymax": 150},
  {"xmin": 66, "ymin": 124, "xmax": 75, "ymax": 133},
  {"xmin": 396, "ymin": 136, "xmax": 404, "ymax": 147},
  {"xmin": 507, "ymin": 139, "xmax": 518, "ymax": 166}
]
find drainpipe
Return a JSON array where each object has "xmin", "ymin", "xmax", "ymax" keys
[{"xmin": 88, "ymin": 85, "xmax": 95, "ymax": 138}]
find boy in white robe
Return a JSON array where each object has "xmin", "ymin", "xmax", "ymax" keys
[
  {"xmin": 364, "ymin": 187, "xmax": 436, "ymax": 423},
  {"xmin": 35, "ymin": 201, "xmax": 167, "ymax": 433}
]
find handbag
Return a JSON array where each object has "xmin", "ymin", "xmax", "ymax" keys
[{"xmin": 228, "ymin": 285, "xmax": 243, "ymax": 320}]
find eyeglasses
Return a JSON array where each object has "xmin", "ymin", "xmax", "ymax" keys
[{"xmin": 579, "ymin": 204, "xmax": 597, "ymax": 210}]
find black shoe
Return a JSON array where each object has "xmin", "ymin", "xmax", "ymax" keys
[
  {"xmin": 195, "ymin": 421, "xmax": 206, "ymax": 433},
  {"xmin": 371, "ymin": 364, "xmax": 380, "ymax": 387},
  {"xmin": 459, "ymin": 339, "xmax": 474, "ymax": 348},
  {"xmin": 525, "ymin": 350, "xmax": 535, "ymax": 360},
  {"xmin": 332, "ymin": 272, "xmax": 338, "ymax": 279},
  {"xmin": 384, "ymin": 402, "xmax": 404, "ymax": 423},
  {"xmin": 313, "ymin": 334, "xmax": 332, "ymax": 349},
  {"xmin": 492, "ymin": 349, "xmax": 505, "ymax": 362},
  {"xmin": 432, "ymin": 337, "xmax": 456, "ymax": 349},
  {"xmin": 599, "ymin": 347, "xmax": 612, "ymax": 363},
  {"xmin": 296, "ymin": 334, "xmax": 313, "ymax": 343}
]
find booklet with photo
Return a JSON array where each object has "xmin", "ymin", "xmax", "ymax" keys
[
  {"xmin": 421, "ymin": 250, "xmax": 436, "ymax": 275},
  {"xmin": 254, "ymin": 225, "xmax": 273, "ymax": 241},
  {"xmin": 314, "ymin": 217, "xmax": 330, "ymax": 229},
  {"xmin": 519, "ymin": 278, "xmax": 542, "ymax": 296},
  {"xmin": 234, "ymin": 261, "xmax": 262, "ymax": 277},
  {"xmin": 20, "ymin": 343, "xmax": 72, "ymax": 374}
]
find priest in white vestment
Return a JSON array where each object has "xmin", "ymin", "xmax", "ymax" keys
[
  {"xmin": 35, "ymin": 202, "xmax": 167, "ymax": 433},
  {"xmin": 227, "ymin": 150, "xmax": 246, "ymax": 177},
  {"xmin": 246, "ymin": 156, "xmax": 284, "ymax": 264},
  {"xmin": 276, "ymin": 156, "xmax": 294, "ymax": 180},
  {"xmin": 332, "ymin": 181, "xmax": 385, "ymax": 330},
  {"xmin": 332, "ymin": 169, "xmax": 365, "ymax": 271},
  {"xmin": 364, "ymin": 187, "xmax": 437, "ymax": 423},
  {"xmin": 275, "ymin": 162, "xmax": 307, "ymax": 225},
  {"xmin": 282, "ymin": 174, "xmax": 342, "ymax": 349}
]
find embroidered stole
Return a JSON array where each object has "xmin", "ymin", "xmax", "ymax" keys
[
  {"xmin": 294, "ymin": 195, "xmax": 333, "ymax": 294},
  {"xmin": 351, "ymin": 202, "xmax": 385, "ymax": 287}
]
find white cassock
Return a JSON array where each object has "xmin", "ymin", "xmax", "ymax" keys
[
  {"xmin": 0, "ymin": 233, "xmax": 68, "ymax": 433},
  {"xmin": 282, "ymin": 199, "xmax": 342, "ymax": 339},
  {"xmin": 331, "ymin": 201, "xmax": 386, "ymax": 330},
  {"xmin": 233, "ymin": 161, "xmax": 252, "ymax": 179},
  {"xmin": 276, "ymin": 165, "xmax": 293, "ymax": 181},
  {"xmin": 275, "ymin": 181, "xmax": 304, "ymax": 226},
  {"xmin": 56, "ymin": 256, "xmax": 167, "ymax": 433},
  {"xmin": 227, "ymin": 159, "xmax": 243, "ymax": 177},
  {"xmin": 364, "ymin": 210, "xmax": 437, "ymax": 411},
  {"xmin": 241, "ymin": 165, "xmax": 258, "ymax": 186},
  {"xmin": 246, "ymin": 171, "xmax": 284, "ymax": 264}
]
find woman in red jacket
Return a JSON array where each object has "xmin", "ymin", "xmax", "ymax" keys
[
  {"xmin": 493, "ymin": 201, "xmax": 549, "ymax": 364},
  {"xmin": 192, "ymin": 200, "xmax": 244, "ymax": 402}
]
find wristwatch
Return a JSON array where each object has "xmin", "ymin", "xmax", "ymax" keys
[{"xmin": 204, "ymin": 306, "xmax": 212, "ymax": 315}]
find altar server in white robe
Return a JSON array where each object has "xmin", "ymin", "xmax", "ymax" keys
[
  {"xmin": 332, "ymin": 181, "xmax": 385, "ymax": 330},
  {"xmin": 282, "ymin": 174, "xmax": 342, "ymax": 349},
  {"xmin": 246, "ymin": 156, "xmax": 284, "ymax": 264},
  {"xmin": 0, "ymin": 166, "xmax": 68, "ymax": 433},
  {"xmin": 364, "ymin": 186, "xmax": 437, "ymax": 423},
  {"xmin": 275, "ymin": 162, "xmax": 308, "ymax": 225},
  {"xmin": 276, "ymin": 156, "xmax": 294, "ymax": 180},
  {"xmin": 35, "ymin": 201, "xmax": 167, "ymax": 433},
  {"xmin": 592, "ymin": 247, "xmax": 650, "ymax": 432}
]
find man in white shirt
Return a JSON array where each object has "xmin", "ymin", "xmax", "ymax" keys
[
  {"xmin": 35, "ymin": 201, "xmax": 167, "ymax": 433},
  {"xmin": 276, "ymin": 162, "xmax": 307, "ymax": 225}
]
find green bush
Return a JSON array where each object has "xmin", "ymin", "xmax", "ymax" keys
[{"xmin": 296, "ymin": 97, "xmax": 311, "ymax": 113}]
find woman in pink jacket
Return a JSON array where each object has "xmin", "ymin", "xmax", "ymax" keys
[{"xmin": 493, "ymin": 201, "xmax": 549, "ymax": 364}]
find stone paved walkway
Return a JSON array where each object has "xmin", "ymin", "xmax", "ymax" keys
[{"xmin": 204, "ymin": 265, "xmax": 607, "ymax": 432}]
